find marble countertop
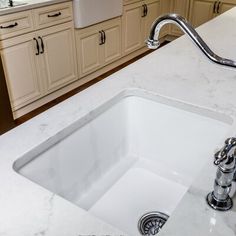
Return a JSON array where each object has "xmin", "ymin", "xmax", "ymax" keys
[
  {"xmin": 0, "ymin": 0, "xmax": 70, "ymax": 15},
  {"xmin": 1, "ymin": 8, "xmax": 236, "ymax": 236}
]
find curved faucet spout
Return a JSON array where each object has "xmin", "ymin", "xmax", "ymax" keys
[{"xmin": 146, "ymin": 13, "xmax": 236, "ymax": 68}]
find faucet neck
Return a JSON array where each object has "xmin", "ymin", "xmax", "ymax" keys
[{"xmin": 146, "ymin": 13, "xmax": 236, "ymax": 68}]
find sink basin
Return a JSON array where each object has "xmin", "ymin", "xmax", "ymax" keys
[
  {"xmin": 73, "ymin": 0, "xmax": 122, "ymax": 28},
  {"xmin": 14, "ymin": 91, "xmax": 231, "ymax": 235}
]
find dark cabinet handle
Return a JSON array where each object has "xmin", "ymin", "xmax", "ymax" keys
[
  {"xmin": 217, "ymin": 1, "xmax": 221, "ymax": 14},
  {"xmin": 142, "ymin": 4, "xmax": 146, "ymax": 17},
  {"xmin": 38, "ymin": 36, "xmax": 44, "ymax": 54},
  {"xmin": 0, "ymin": 22, "xmax": 18, "ymax": 29},
  {"xmin": 145, "ymin": 4, "xmax": 148, "ymax": 16},
  {"xmin": 142, "ymin": 4, "xmax": 148, "ymax": 17},
  {"xmin": 47, "ymin": 12, "xmax": 61, "ymax": 17},
  {"xmin": 213, "ymin": 1, "xmax": 217, "ymax": 13},
  {"xmin": 99, "ymin": 30, "xmax": 104, "ymax": 45},
  {"xmin": 33, "ymin": 38, "xmax": 40, "ymax": 55},
  {"xmin": 99, "ymin": 30, "xmax": 106, "ymax": 45},
  {"xmin": 102, "ymin": 30, "xmax": 106, "ymax": 44}
]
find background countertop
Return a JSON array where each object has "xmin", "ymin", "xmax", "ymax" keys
[
  {"xmin": 1, "ymin": 7, "xmax": 236, "ymax": 236},
  {"xmin": 0, "ymin": 0, "xmax": 69, "ymax": 15}
]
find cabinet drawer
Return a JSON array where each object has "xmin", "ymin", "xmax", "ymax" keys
[
  {"xmin": 0, "ymin": 11, "xmax": 33, "ymax": 40},
  {"xmin": 123, "ymin": 0, "xmax": 141, "ymax": 5},
  {"xmin": 33, "ymin": 2, "xmax": 73, "ymax": 29}
]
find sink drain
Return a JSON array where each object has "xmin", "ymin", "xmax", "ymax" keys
[{"xmin": 138, "ymin": 211, "xmax": 169, "ymax": 235}]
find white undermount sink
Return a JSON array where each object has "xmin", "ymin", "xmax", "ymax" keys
[
  {"xmin": 73, "ymin": 0, "xmax": 123, "ymax": 28},
  {"xmin": 14, "ymin": 90, "xmax": 231, "ymax": 235}
]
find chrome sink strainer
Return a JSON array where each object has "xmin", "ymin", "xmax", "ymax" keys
[{"xmin": 138, "ymin": 211, "xmax": 169, "ymax": 235}]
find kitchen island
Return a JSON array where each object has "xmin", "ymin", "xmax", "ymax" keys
[{"xmin": 1, "ymin": 7, "xmax": 236, "ymax": 236}]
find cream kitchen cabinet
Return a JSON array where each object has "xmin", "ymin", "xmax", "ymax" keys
[
  {"xmin": 122, "ymin": 1, "xmax": 143, "ymax": 55},
  {"xmin": 1, "ymin": 33, "xmax": 42, "ymax": 110},
  {"xmin": 189, "ymin": 0, "xmax": 236, "ymax": 28},
  {"xmin": 171, "ymin": 0, "xmax": 190, "ymax": 36},
  {"xmin": 122, "ymin": 0, "xmax": 161, "ymax": 56},
  {"xmin": 37, "ymin": 23, "xmax": 77, "ymax": 94},
  {"xmin": 76, "ymin": 17, "xmax": 121, "ymax": 77},
  {"xmin": 189, "ymin": 0, "xmax": 216, "ymax": 27},
  {"xmin": 1, "ymin": 22, "xmax": 77, "ymax": 111}
]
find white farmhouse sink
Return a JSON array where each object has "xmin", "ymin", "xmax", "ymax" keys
[
  {"xmin": 14, "ymin": 91, "xmax": 231, "ymax": 235},
  {"xmin": 73, "ymin": 0, "xmax": 123, "ymax": 28}
]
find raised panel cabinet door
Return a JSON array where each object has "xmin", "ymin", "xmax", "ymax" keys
[
  {"xmin": 77, "ymin": 28, "xmax": 101, "ymax": 77},
  {"xmin": 143, "ymin": 0, "xmax": 161, "ymax": 42},
  {"xmin": 122, "ymin": 2, "xmax": 143, "ymax": 55},
  {"xmin": 1, "ymin": 36, "xmax": 42, "ymax": 111},
  {"xmin": 189, "ymin": 0, "xmax": 215, "ymax": 27},
  {"xmin": 39, "ymin": 23, "xmax": 77, "ymax": 94},
  {"xmin": 171, "ymin": 0, "xmax": 190, "ymax": 36},
  {"xmin": 103, "ymin": 19, "xmax": 122, "ymax": 65}
]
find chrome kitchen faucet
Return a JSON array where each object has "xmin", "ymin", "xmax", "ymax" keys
[
  {"xmin": 206, "ymin": 137, "xmax": 236, "ymax": 211},
  {"xmin": 146, "ymin": 14, "xmax": 236, "ymax": 211},
  {"xmin": 146, "ymin": 13, "xmax": 236, "ymax": 68}
]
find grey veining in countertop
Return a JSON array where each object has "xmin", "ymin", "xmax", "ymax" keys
[{"xmin": 1, "ymin": 7, "xmax": 236, "ymax": 236}]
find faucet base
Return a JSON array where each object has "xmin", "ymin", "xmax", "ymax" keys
[{"xmin": 206, "ymin": 192, "xmax": 233, "ymax": 211}]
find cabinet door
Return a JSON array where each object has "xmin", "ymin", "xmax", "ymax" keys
[
  {"xmin": 189, "ymin": 0, "xmax": 215, "ymax": 27},
  {"xmin": 122, "ymin": 2, "xmax": 143, "ymax": 55},
  {"xmin": 171, "ymin": 0, "xmax": 190, "ymax": 36},
  {"xmin": 77, "ymin": 27, "xmax": 101, "ymax": 77},
  {"xmin": 143, "ymin": 0, "xmax": 161, "ymax": 42},
  {"xmin": 160, "ymin": 0, "xmax": 171, "ymax": 37},
  {"xmin": 219, "ymin": 2, "xmax": 235, "ymax": 14},
  {"xmin": 0, "ymin": 34, "xmax": 42, "ymax": 111},
  {"xmin": 103, "ymin": 19, "xmax": 122, "ymax": 65},
  {"xmin": 39, "ymin": 22, "xmax": 77, "ymax": 94}
]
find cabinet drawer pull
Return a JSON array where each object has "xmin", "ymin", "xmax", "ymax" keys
[
  {"xmin": 38, "ymin": 36, "xmax": 44, "ymax": 54},
  {"xmin": 99, "ymin": 31, "xmax": 103, "ymax": 45},
  {"xmin": 213, "ymin": 1, "xmax": 217, "ymax": 13},
  {"xmin": 99, "ymin": 30, "xmax": 106, "ymax": 45},
  {"xmin": 0, "ymin": 22, "xmax": 18, "ymax": 29},
  {"xmin": 47, "ymin": 12, "xmax": 62, "ymax": 18},
  {"xmin": 145, "ymin": 4, "xmax": 148, "ymax": 16},
  {"xmin": 217, "ymin": 1, "xmax": 221, "ymax": 14},
  {"xmin": 102, "ymin": 30, "xmax": 106, "ymax": 44},
  {"xmin": 142, "ymin": 4, "xmax": 146, "ymax": 17},
  {"xmin": 33, "ymin": 38, "xmax": 40, "ymax": 55}
]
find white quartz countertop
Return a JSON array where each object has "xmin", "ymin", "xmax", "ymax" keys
[
  {"xmin": 1, "ymin": 8, "xmax": 236, "ymax": 236},
  {"xmin": 0, "ymin": 0, "xmax": 69, "ymax": 15}
]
